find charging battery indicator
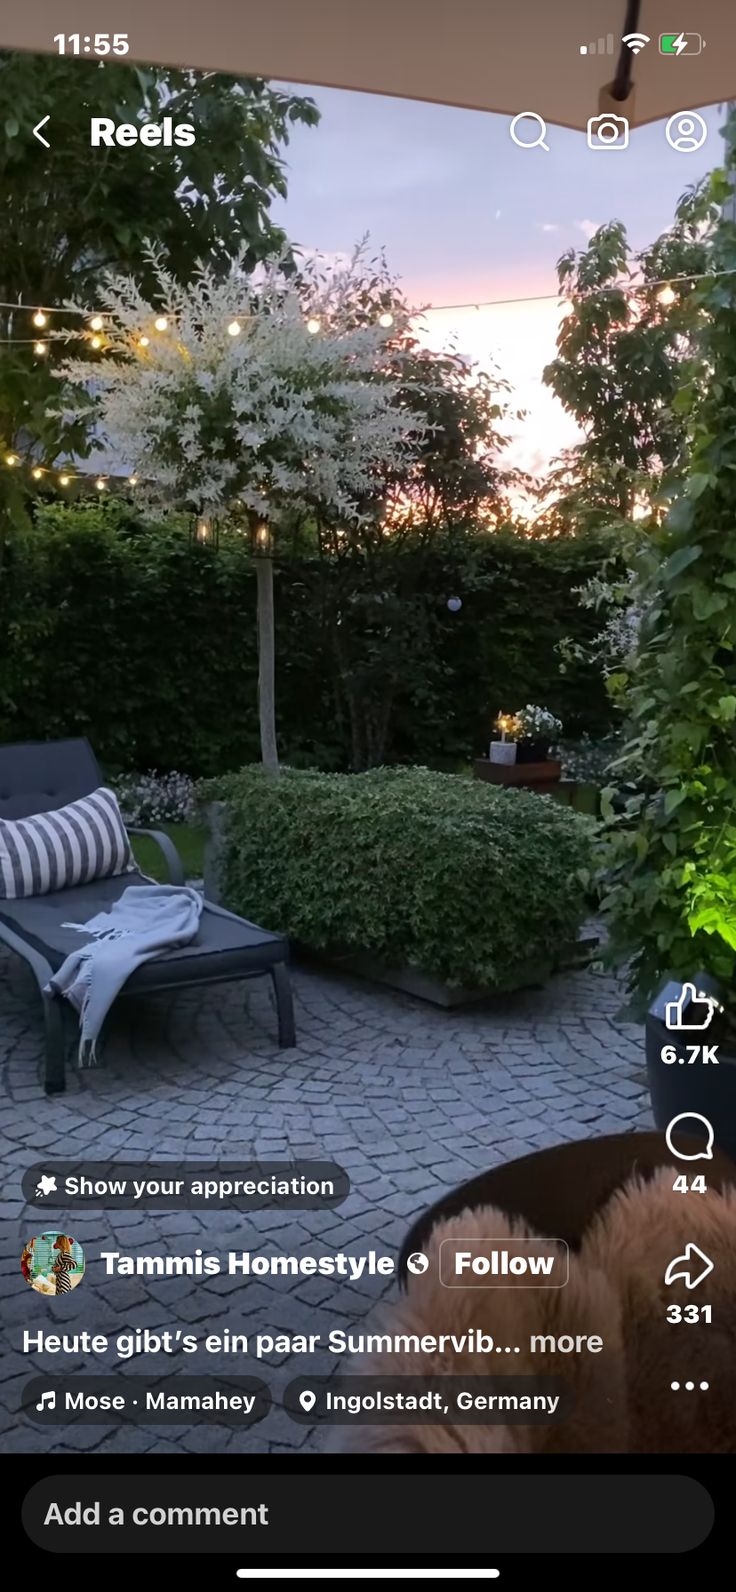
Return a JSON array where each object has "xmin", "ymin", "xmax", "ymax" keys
[{"xmin": 659, "ymin": 32, "xmax": 705, "ymax": 55}]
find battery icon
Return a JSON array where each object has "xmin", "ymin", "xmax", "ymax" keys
[{"xmin": 659, "ymin": 32, "xmax": 704, "ymax": 55}]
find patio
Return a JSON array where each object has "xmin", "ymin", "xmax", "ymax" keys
[{"xmin": 0, "ymin": 946, "xmax": 651, "ymax": 1455}]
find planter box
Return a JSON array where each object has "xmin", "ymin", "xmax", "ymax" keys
[
  {"xmin": 474, "ymin": 758, "xmax": 563, "ymax": 794},
  {"xmin": 298, "ymin": 932, "xmax": 597, "ymax": 1007},
  {"xmin": 307, "ymin": 949, "xmax": 553, "ymax": 1006}
]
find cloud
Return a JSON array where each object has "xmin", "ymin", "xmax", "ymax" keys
[
  {"xmin": 575, "ymin": 218, "xmax": 601, "ymax": 240},
  {"xmin": 539, "ymin": 223, "xmax": 560, "ymax": 233}
]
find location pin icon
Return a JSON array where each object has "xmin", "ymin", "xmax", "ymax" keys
[{"xmin": 298, "ymin": 1389, "xmax": 316, "ymax": 1414}]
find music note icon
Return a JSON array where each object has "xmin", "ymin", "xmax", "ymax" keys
[{"xmin": 35, "ymin": 1390, "xmax": 56, "ymax": 1412}]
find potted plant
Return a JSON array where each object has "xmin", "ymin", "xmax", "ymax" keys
[
  {"xmin": 514, "ymin": 704, "xmax": 563, "ymax": 764},
  {"xmin": 489, "ymin": 712, "xmax": 520, "ymax": 765}
]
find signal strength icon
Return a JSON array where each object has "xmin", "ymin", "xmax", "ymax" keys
[
  {"xmin": 622, "ymin": 32, "xmax": 651, "ymax": 53},
  {"xmin": 579, "ymin": 34, "xmax": 615, "ymax": 55}
]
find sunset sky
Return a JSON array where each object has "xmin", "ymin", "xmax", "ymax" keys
[{"xmin": 273, "ymin": 87, "xmax": 719, "ymax": 484}]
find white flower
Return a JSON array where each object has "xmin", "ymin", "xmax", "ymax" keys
[
  {"xmin": 57, "ymin": 245, "xmax": 427, "ymax": 522},
  {"xmin": 516, "ymin": 704, "xmax": 563, "ymax": 739}
]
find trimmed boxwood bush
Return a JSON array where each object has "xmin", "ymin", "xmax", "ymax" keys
[{"xmin": 209, "ymin": 765, "xmax": 595, "ymax": 989}]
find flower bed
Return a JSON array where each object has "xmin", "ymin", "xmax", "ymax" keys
[{"xmin": 205, "ymin": 765, "xmax": 595, "ymax": 991}]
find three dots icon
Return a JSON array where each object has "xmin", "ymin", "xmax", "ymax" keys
[{"xmin": 671, "ymin": 1381, "xmax": 709, "ymax": 1392}]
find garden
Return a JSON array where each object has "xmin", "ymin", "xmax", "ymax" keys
[
  {"xmin": 3, "ymin": 56, "xmax": 736, "ymax": 1044},
  {"xmin": 4, "ymin": 44, "xmax": 736, "ymax": 1464}
]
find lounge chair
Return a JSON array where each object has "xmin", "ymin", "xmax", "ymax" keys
[{"xmin": 0, "ymin": 738, "xmax": 295, "ymax": 1093}]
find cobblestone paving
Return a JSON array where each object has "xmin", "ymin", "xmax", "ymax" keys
[{"xmin": 0, "ymin": 947, "xmax": 651, "ymax": 1454}]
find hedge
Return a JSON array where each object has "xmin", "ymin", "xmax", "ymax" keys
[
  {"xmin": 0, "ymin": 502, "xmax": 616, "ymax": 775},
  {"xmin": 209, "ymin": 764, "xmax": 595, "ymax": 989}
]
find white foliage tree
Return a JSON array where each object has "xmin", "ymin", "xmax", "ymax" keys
[{"xmin": 57, "ymin": 247, "xmax": 426, "ymax": 770}]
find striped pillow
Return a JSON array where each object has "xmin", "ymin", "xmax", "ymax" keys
[{"xmin": 0, "ymin": 786, "xmax": 135, "ymax": 900}]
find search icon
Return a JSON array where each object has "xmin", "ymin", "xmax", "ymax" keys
[{"xmin": 510, "ymin": 111, "xmax": 550, "ymax": 152}]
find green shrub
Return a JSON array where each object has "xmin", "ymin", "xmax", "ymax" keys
[
  {"xmin": 0, "ymin": 503, "xmax": 615, "ymax": 776},
  {"xmin": 209, "ymin": 765, "xmax": 595, "ymax": 988}
]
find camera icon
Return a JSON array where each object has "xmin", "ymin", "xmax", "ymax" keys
[{"xmin": 587, "ymin": 114, "xmax": 629, "ymax": 150}]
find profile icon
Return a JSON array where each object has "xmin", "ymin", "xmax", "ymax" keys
[
  {"xmin": 665, "ymin": 112, "xmax": 707, "ymax": 153},
  {"xmin": 21, "ymin": 1232, "xmax": 85, "ymax": 1296}
]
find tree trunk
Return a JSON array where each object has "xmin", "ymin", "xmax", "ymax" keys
[{"xmin": 255, "ymin": 553, "xmax": 279, "ymax": 772}]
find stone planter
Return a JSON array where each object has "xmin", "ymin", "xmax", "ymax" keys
[
  {"xmin": 489, "ymin": 740, "xmax": 517, "ymax": 765},
  {"xmin": 646, "ymin": 974, "xmax": 736, "ymax": 1166},
  {"xmin": 202, "ymin": 799, "xmax": 227, "ymax": 905}
]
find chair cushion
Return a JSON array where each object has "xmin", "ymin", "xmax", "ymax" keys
[
  {"xmin": 0, "ymin": 871, "xmax": 286, "ymax": 988},
  {"xmin": 0, "ymin": 786, "xmax": 134, "ymax": 900}
]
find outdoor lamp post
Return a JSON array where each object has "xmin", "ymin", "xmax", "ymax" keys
[
  {"xmin": 251, "ymin": 519, "xmax": 273, "ymax": 558},
  {"xmin": 250, "ymin": 515, "xmax": 279, "ymax": 773},
  {"xmin": 190, "ymin": 513, "xmax": 220, "ymax": 551}
]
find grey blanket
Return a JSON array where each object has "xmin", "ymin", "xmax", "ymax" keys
[{"xmin": 46, "ymin": 883, "xmax": 203, "ymax": 1065}]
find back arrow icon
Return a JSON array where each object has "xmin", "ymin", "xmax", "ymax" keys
[
  {"xmin": 664, "ymin": 1243, "xmax": 714, "ymax": 1290},
  {"xmin": 33, "ymin": 116, "xmax": 50, "ymax": 148}
]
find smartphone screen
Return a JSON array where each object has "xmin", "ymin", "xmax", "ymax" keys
[{"xmin": 1, "ymin": 1, "xmax": 734, "ymax": 1583}]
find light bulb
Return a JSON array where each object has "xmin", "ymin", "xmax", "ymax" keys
[
  {"xmin": 32, "ymin": 467, "xmax": 43, "ymax": 480},
  {"xmin": 227, "ymin": 319, "xmax": 242, "ymax": 337},
  {"xmin": 95, "ymin": 478, "xmax": 107, "ymax": 491},
  {"xmin": 34, "ymin": 341, "xmax": 48, "ymax": 355},
  {"xmin": 306, "ymin": 317, "xmax": 321, "ymax": 335},
  {"xmin": 128, "ymin": 475, "xmax": 138, "ymax": 486},
  {"xmin": 89, "ymin": 315, "xmax": 104, "ymax": 332},
  {"xmin": 33, "ymin": 310, "xmax": 47, "ymax": 328},
  {"xmin": 90, "ymin": 335, "xmax": 103, "ymax": 349},
  {"xmin": 5, "ymin": 453, "xmax": 19, "ymax": 467},
  {"xmin": 59, "ymin": 473, "xmax": 70, "ymax": 486},
  {"xmin": 138, "ymin": 335, "xmax": 150, "ymax": 348},
  {"xmin": 154, "ymin": 315, "xmax": 168, "ymax": 332},
  {"xmin": 379, "ymin": 312, "xmax": 394, "ymax": 328},
  {"xmin": 657, "ymin": 284, "xmax": 676, "ymax": 307}
]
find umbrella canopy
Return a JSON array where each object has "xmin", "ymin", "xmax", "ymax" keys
[{"xmin": 1, "ymin": 0, "xmax": 734, "ymax": 128}]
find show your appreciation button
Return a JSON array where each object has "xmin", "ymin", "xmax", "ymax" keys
[{"xmin": 439, "ymin": 1237, "xmax": 569, "ymax": 1288}]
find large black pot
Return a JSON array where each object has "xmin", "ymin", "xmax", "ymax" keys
[
  {"xmin": 515, "ymin": 739, "xmax": 550, "ymax": 764},
  {"xmin": 646, "ymin": 973, "xmax": 736, "ymax": 1166},
  {"xmin": 398, "ymin": 1130, "xmax": 736, "ymax": 1286}
]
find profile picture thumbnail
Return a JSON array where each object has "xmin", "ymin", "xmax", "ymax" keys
[{"xmin": 21, "ymin": 1232, "xmax": 85, "ymax": 1296}]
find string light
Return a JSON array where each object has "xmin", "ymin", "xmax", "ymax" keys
[
  {"xmin": 0, "ymin": 263, "xmax": 732, "ymax": 350},
  {"xmin": 90, "ymin": 334, "xmax": 103, "ymax": 349},
  {"xmin": 32, "ymin": 467, "xmax": 43, "ymax": 480},
  {"xmin": 59, "ymin": 474, "xmax": 70, "ymax": 486},
  {"xmin": 95, "ymin": 477, "xmax": 107, "ymax": 491},
  {"xmin": 33, "ymin": 339, "xmax": 48, "ymax": 355},
  {"xmin": 128, "ymin": 475, "xmax": 138, "ymax": 486},
  {"xmin": 0, "ymin": 264, "xmax": 730, "ymax": 331},
  {"xmin": 5, "ymin": 452, "xmax": 19, "ymax": 466},
  {"xmin": 154, "ymin": 315, "xmax": 169, "ymax": 332}
]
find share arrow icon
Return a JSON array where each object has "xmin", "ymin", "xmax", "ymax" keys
[
  {"xmin": 33, "ymin": 116, "xmax": 51, "ymax": 148},
  {"xmin": 664, "ymin": 1243, "xmax": 714, "ymax": 1290}
]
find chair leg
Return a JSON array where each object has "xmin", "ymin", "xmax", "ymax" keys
[
  {"xmin": 43, "ymin": 991, "xmax": 66, "ymax": 1094},
  {"xmin": 270, "ymin": 962, "xmax": 296, "ymax": 1048}
]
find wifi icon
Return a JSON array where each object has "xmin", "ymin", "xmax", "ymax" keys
[{"xmin": 623, "ymin": 32, "xmax": 651, "ymax": 53}]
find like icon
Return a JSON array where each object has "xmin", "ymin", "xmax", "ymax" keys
[{"xmin": 665, "ymin": 982, "xmax": 718, "ymax": 1032}]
